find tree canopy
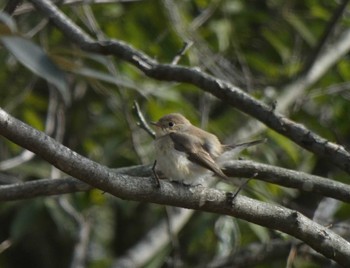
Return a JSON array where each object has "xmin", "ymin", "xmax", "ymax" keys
[{"xmin": 1, "ymin": 0, "xmax": 350, "ymax": 267}]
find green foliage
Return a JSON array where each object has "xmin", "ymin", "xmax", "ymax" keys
[
  {"xmin": 1, "ymin": 0, "xmax": 350, "ymax": 267},
  {"xmin": 1, "ymin": 36, "xmax": 70, "ymax": 105}
]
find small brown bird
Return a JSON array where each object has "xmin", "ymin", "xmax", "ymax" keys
[{"xmin": 151, "ymin": 113, "xmax": 262, "ymax": 184}]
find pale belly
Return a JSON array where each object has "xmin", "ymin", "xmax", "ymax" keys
[{"xmin": 154, "ymin": 136, "xmax": 210, "ymax": 184}]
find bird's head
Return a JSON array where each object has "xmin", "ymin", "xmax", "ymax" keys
[{"xmin": 151, "ymin": 113, "xmax": 191, "ymax": 137}]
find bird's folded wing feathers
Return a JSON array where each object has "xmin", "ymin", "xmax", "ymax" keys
[
  {"xmin": 223, "ymin": 138, "xmax": 266, "ymax": 151},
  {"xmin": 169, "ymin": 132, "xmax": 228, "ymax": 179}
]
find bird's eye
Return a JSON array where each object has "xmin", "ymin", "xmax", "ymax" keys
[{"xmin": 168, "ymin": 122, "xmax": 174, "ymax": 127}]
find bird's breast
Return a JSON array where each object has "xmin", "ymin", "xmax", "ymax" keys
[{"xmin": 154, "ymin": 135, "xmax": 208, "ymax": 182}]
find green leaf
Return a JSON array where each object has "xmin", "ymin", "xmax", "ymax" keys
[
  {"xmin": 284, "ymin": 13, "xmax": 316, "ymax": 46},
  {"xmin": 267, "ymin": 129, "xmax": 300, "ymax": 164},
  {"xmin": 262, "ymin": 29, "xmax": 290, "ymax": 62},
  {"xmin": 210, "ymin": 19, "xmax": 231, "ymax": 51},
  {"xmin": 23, "ymin": 109, "xmax": 44, "ymax": 131},
  {"xmin": 0, "ymin": 35, "xmax": 70, "ymax": 105},
  {"xmin": 75, "ymin": 67, "xmax": 137, "ymax": 89},
  {"xmin": 337, "ymin": 61, "xmax": 350, "ymax": 80}
]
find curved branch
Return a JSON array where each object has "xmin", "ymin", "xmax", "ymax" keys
[
  {"xmin": 1, "ymin": 159, "xmax": 350, "ymax": 203},
  {"xmin": 28, "ymin": 0, "xmax": 350, "ymax": 174},
  {"xmin": 234, "ymin": 0, "xmax": 350, "ymax": 142},
  {"xmin": 0, "ymin": 165, "xmax": 152, "ymax": 201},
  {"xmin": 224, "ymin": 160, "xmax": 350, "ymax": 203},
  {"xmin": 0, "ymin": 109, "xmax": 350, "ymax": 266}
]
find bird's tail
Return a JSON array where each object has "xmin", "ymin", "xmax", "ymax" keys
[
  {"xmin": 217, "ymin": 138, "xmax": 266, "ymax": 165},
  {"xmin": 224, "ymin": 138, "xmax": 267, "ymax": 151}
]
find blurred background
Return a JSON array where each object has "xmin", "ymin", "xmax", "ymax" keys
[{"xmin": 1, "ymin": 0, "xmax": 350, "ymax": 267}]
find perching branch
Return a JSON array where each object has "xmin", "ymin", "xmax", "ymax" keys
[
  {"xmin": 224, "ymin": 160, "xmax": 350, "ymax": 203},
  {"xmin": 0, "ymin": 165, "xmax": 151, "ymax": 201},
  {"xmin": 0, "ymin": 108, "xmax": 350, "ymax": 266},
  {"xmin": 1, "ymin": 159, "xmax": 350, "ymax": 203},
  {"xmin": 28, "ymin": 0, "xmax": 350, "ymax": 175}
]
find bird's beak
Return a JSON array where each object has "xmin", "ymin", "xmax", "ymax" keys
[{"xmin": 150, "ymin": 121, "xmax": 160, "ymax": 127}]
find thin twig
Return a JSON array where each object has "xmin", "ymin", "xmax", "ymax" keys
[
  {"xmin": 0, "ymin": 239, "xmax": 12, "ymax": 254},
  {"xmin": 27, "ymin": 0, "xmax": 350, "ymax": 174},
  {"xmin": 302, "ymin": 0, "xmax": 350, "ymax": 74},
  {"xmin": 133, "ymin": 100, "xmax": 155, "ymax": 139},
  {"xmin": 171, "ymin": 41, "xmax": 193, "ymax": 65},
  {"xmin": 286, "ymin": 243, "xmax": 298, "ymax": 268},
  {"xmin": 165, "ymin": 206, "xmax": 183, "ymax": 267},
  {"xmin": 1, "ymin": 108, "xmax": 350, "ymax": 265}
]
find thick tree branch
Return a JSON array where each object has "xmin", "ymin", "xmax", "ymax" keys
[
  {"xmin": 0, "ymin": 177, "xmax": 90, "ymax": 200},
  {"xmin": 224, "ymin": 161, "xmax": 350, "ymax": 203},
  {"xmin": 0, "ymin": 165, "xmax": 152, "ymax": 201},
  {"xmin": 0, "ymin": 109, "xmax": 350, "ymax": 266},
  {"xmin": 28, "ymin": 0, "xmax": 350, "ymax": 174},
  {"xmin": 1, "ymin": 160, "xmax": 350, "ymax": 203}
]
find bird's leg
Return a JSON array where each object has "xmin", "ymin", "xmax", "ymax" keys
[
  {"xmin": 152, "ymin": 160, "xmax": 161, "ymax": 188},
  {"xmin": 231, "ymin": 178, "xmax": 251, "ymax": 200},
  {"xmin": 170, "ymin": 180, "xmax": 193, "ymax": 187}
]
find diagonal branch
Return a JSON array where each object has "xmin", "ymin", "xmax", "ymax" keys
[
  {"xmin": 0, "ymin": 165, "xmax": 152, "ymax": 201},
  {"xmin": 302, "ymin": 0, "xmax": 350, "ymax": 74},
  {"xmin": 28, "ymin": 0, "xmax": 350, "ymax": 174},
  {"xmin": 1, "ymin": 160, "xmax": 350, "ymax": 203},
  {"xmin": 3, "ymin": 0, "xmax": 23, "ymax": 15},
  {"xmin": 0, "ymin": 107, "xmax": 350, "ymax": 266},
  {"xmin": 224, "ymin": 160, "xmax": 350, "ymax": 203}
]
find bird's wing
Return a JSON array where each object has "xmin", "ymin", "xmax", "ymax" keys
[{"xmin": 169, "ymin": 132, "xmax": 228, "ymax": 179}]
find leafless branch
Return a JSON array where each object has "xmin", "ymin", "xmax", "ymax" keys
[
  {"xmin": 0, "ymin": 173, "xmax": 21, "ymax": 184},
  {"xmin": 3, "ymin": 1, "xmax": 350, "ymax": 266},
  {"xmin": 70, "ymin": 217, "xmax": 91, "ymax": 268},
  {"xmin": 0, "ymin": 86, "xmax": 62, "ymax": 171},
  {"xmin": 0, "ymin": 150, "xmax": 34, "ymax": 170},
  {"xmin": 0, "ymin": 164, "xmax": 152, "ymax": 201},
  {"xmin": 0, "ymin": 239, "xmax": 12, "ymax": 254},
  {"xmin": 113, "ymin": 208, "xmax": 193, "ymax": 267},
  {"xmin": 13, "ymin": 0, "xmax": 141, "ymax": 16},
  {"xmin": 0, "ymin": 108, "xmax": 350, "ymax": 266},
  {"xmin": 57, "ymin": 197, "xmax": 91, "ymax": 268},
  {"xmin": 3, "ymin": 0, "xmax": 23, "ymax": 15},
  {"xmin": 27, "ymin": 0, "xmax": 350, "ymax": 175},
  {"xmin": 223, "ymin": 160, "xmax": 350, "ymax": 203},
  {"xmin": 171, "ymin": 41, "xmax": 193, "ymax": 65},
  {"xmin": 163, "ymin": 0, "xmax": 244, "ymax": 86},
  {"xmin": 133, "ymin": 100, "xmax": 155, "ymax": 139},
  {"xmin": 302, "ymin": 0, "xmax": 350, "ymax": 73},
  {"xmin": 1, "ymin": 158, "xmax": 350, "ymax": 203}
]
